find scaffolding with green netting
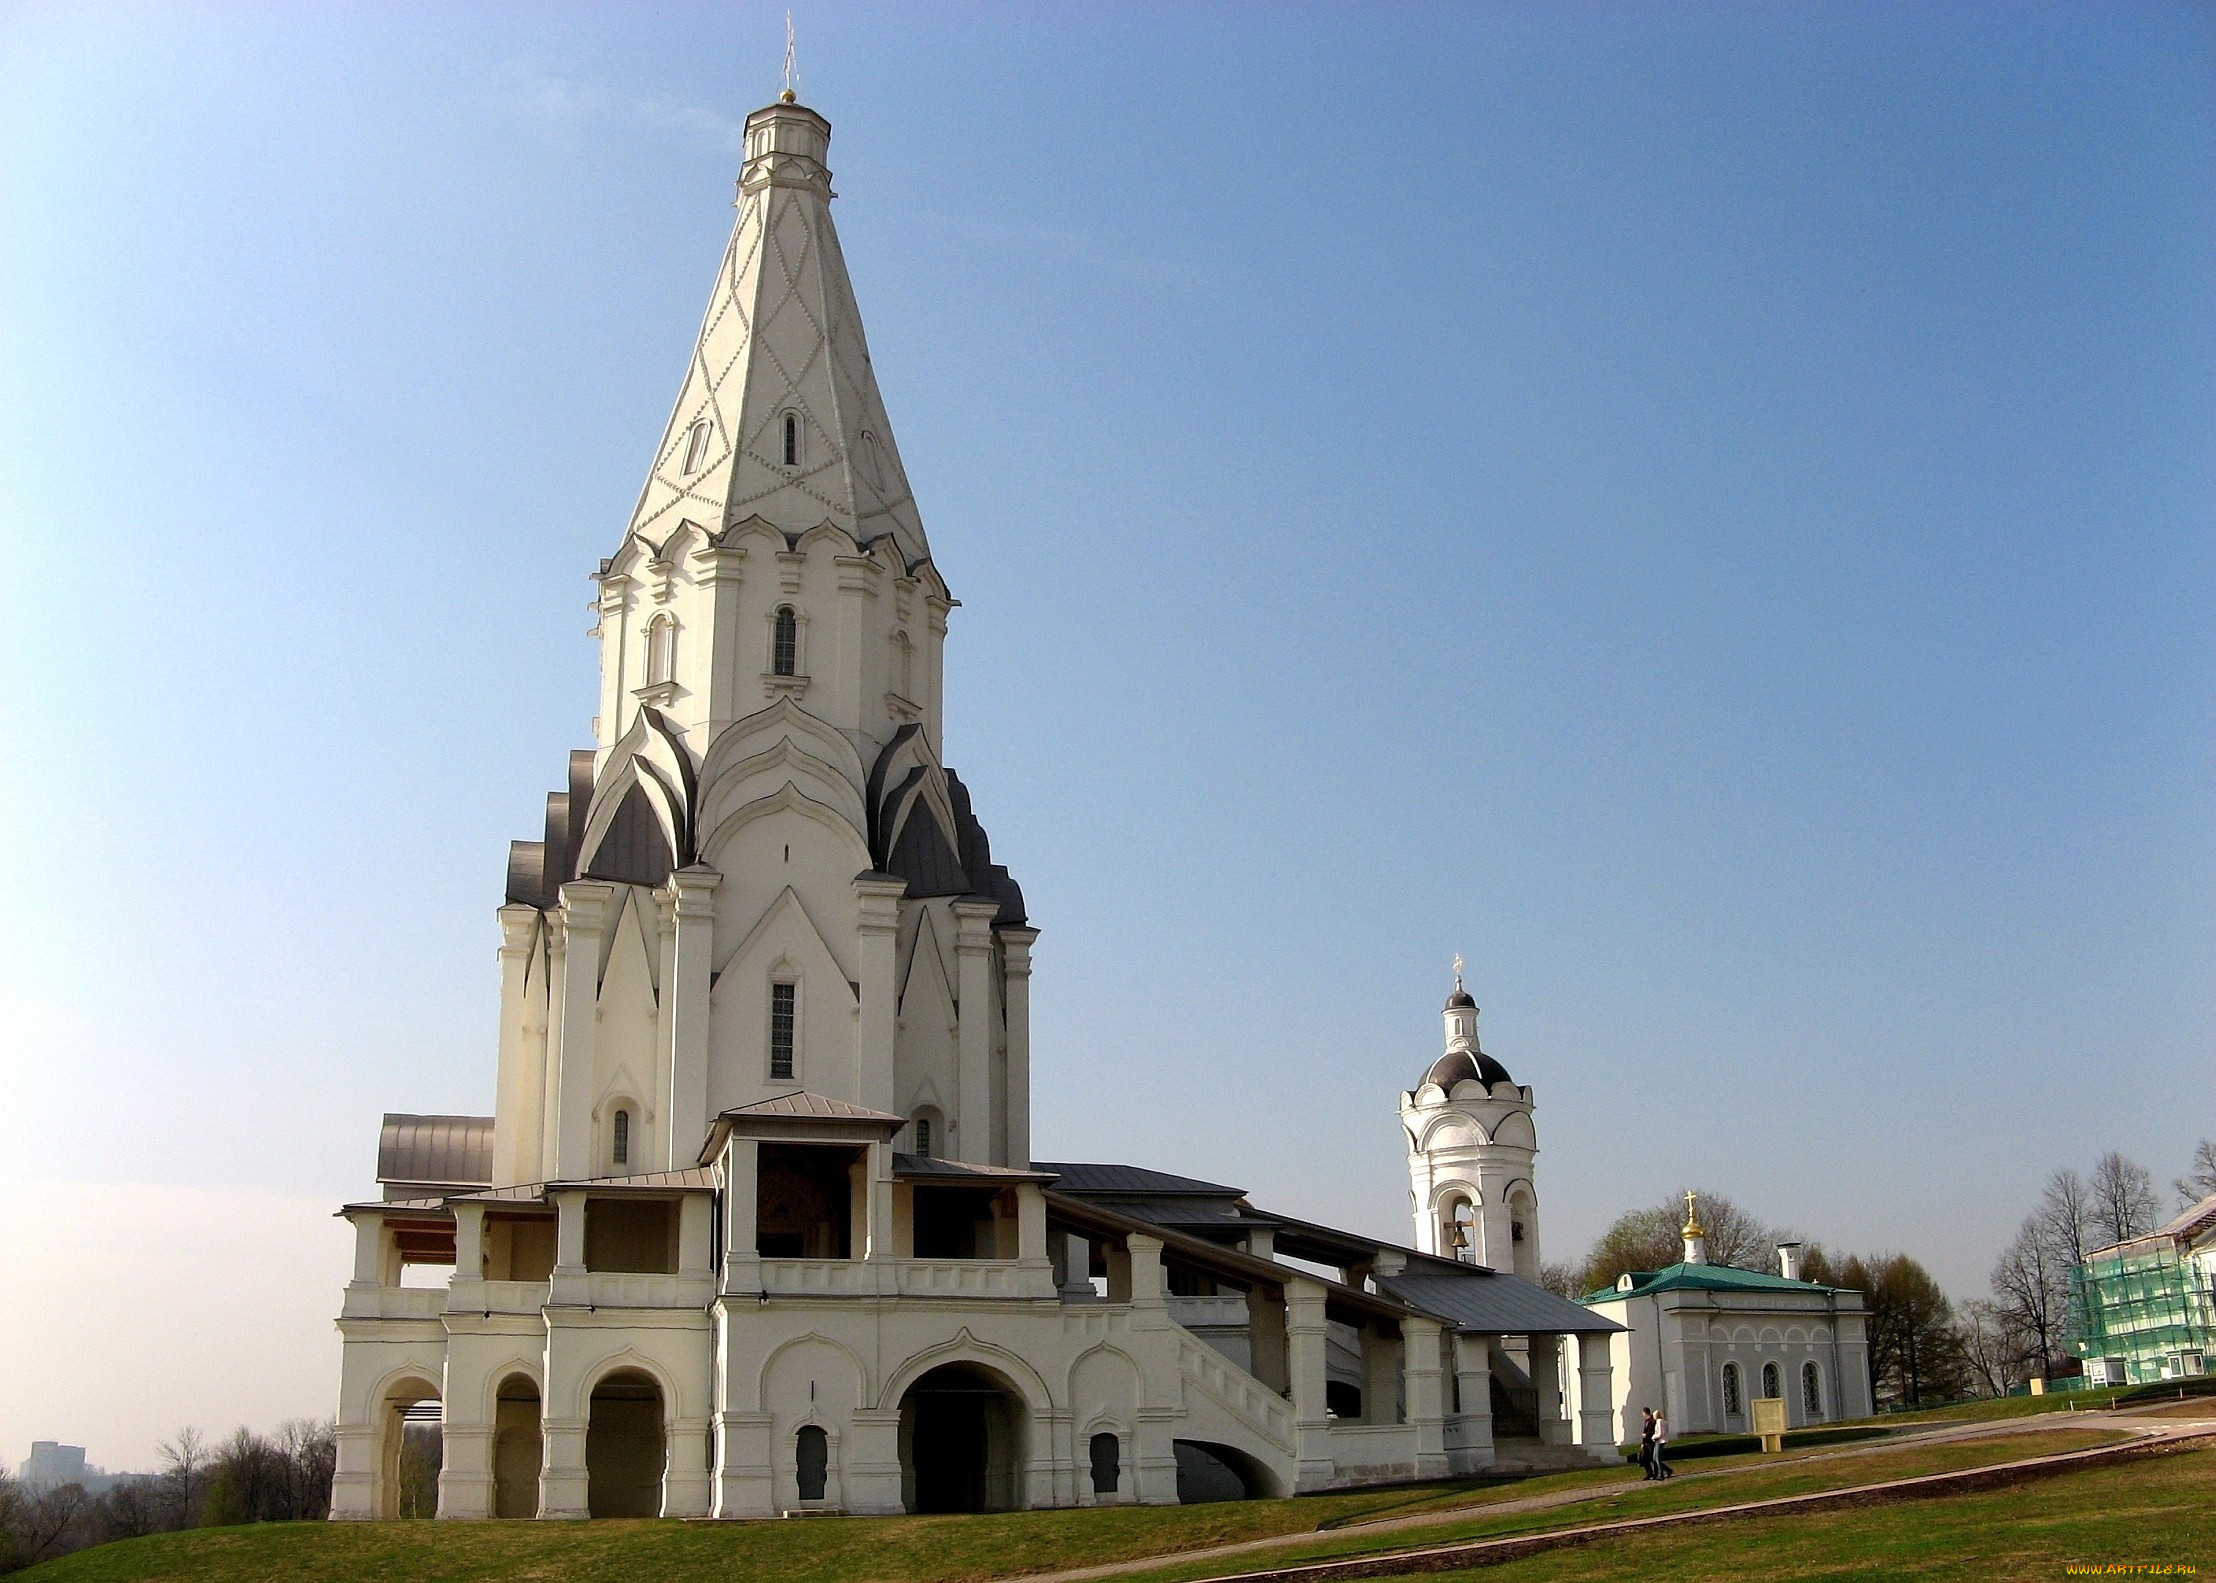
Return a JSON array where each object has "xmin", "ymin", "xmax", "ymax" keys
[{"xmin": 2067, "ymin": 1239, "xmax": 2216, "ymax": 1386}]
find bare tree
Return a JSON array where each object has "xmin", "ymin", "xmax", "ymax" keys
[
  {"xmin": 2174, "ymin": 1139, "xmax": 2216, "ymax": 1211},
  {"xmin": 157, "ymin": 1426, "xmax": 208, "ymax": 1530},
  {"xmin": 2089, "ymin": 1152, "xmax": 2159, "ymax": 1248},
  {"xmin": 13, "ymin": 1481, "xmax": 95, "ymax": 1566},
  {"xmin": 98, "ymin": 1476, "xmax": 163, "ymax": 1541},
  {"xmin": 1990, "ymin": 1214, "xmax": 2067, "ymax": 1378},
  {"xmin": 1958, "ymin": 1298, "xmax": 2028, "ymax": 1398},
  {"xmin": 274, "ymin": 1419, "xmax": 337, "ymax": 1521},
  {"xmin": 2038, "ymin": 1168, "xmax": 2092, "ymax": 1268}
]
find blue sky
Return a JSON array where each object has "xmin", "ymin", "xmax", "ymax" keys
[{"xmin": 2, "ymin": 2, "xmax": 2210, "ymax": 1464}]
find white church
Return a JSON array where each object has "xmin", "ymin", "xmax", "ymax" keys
[{"xmin": 329, "ymin": 92, "xmax": 1853, "ymax": 1522}]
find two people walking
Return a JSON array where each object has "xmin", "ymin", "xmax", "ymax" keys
[{"xmin": 1639, "ymin": 1407, "xmax": 1672, "ymax": 1480}]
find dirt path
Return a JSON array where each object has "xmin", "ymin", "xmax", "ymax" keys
[{"xmin": 1018, "ymin": 1406, "xmax": 2212, "ymax": 1583}]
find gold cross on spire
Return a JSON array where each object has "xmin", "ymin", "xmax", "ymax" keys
[
  {"xmin": 1681, "ymin": 1189, "xmax": 1707, "ymax": 1239},
  {"xmin": 1452, "ymin": 952, "xmax": 1464, "ymax": 990},
  {"xmin": 781, "ymin": 10, "xmax": 798, "ymax": 102}
]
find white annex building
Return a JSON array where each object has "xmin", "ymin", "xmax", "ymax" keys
[
  {"xmin": 331, "ymin": 92, "xmax": 1642, "ymax": 1522},
  {"xmin": 1578, "ymin": 1201, "xmax": 1874, "ymax": 1440}
]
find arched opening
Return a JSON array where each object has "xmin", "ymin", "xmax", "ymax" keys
[
  {"xmin": 611, "ymin": 1106, "xmax": 633, "ymax": 1171},
  {"xmin": 644, "ymin": 614, "xmax": 676, "ymax": 686},
  {"xmin": 1506, "ymin": 1187, "xmax": 1539, "ymax": 1281},
  {"xmin": 772, "ymin": 607, "xmax": 799, "ymax": 677},
  {"xmin": 1441, "ymin": 1196, "xmax": 1477, "ymax": 1264},
  {"xmin": 375, "ymin": 1377, "xmax": 441, "ymax": 1519},
  {"xmin": 1721, "ymin": 1362, "xmax": 1744, "ymax": 1427},
  {"xmin": 681, "ymin": 419, "xmax": 711, "ymax": 474},
  {"xmin": 1088, "ymin": 1431, "xmax": 1121, "ymax": 1496},
  {"xmin": 795, "ymin": 1425, "xmax": 829, "ymax": 1503},
  {"xmin": 586, "ymin": 1369, "xmax": 665, "ymax": 1518},
  {"xmin": 1761, "ymin": 1361, "xmax": 1782, "ymax": 1401},
  {"xmin": 1172, "ymin": 1440, "xmax": 1269, "ymax": 1504},
  {"xmin": 783, "ymin": 411, "xmax": 800, "ymax": 466},
  {"xmin": 1802, "ymin": 1360, "xmax": 1824, "ymax": 1419},
  {"xmin": 492, "ymin": 1374, "xmax": 541, "ymax": 1519},
  {"xmin": 897, "ymin": 1362, "xmax": 1025, "ymax": 1513}
]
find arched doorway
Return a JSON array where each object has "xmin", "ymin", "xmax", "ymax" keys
[
  {"xmin": 1172, "ymin": 1440, "xmax": 1269, "ymax": 1503},
  {"xmin": 586, "ymin": 1369, "xmax": 665, "ymax": 1518},
  {"xmin": 492, "ymin": 1373, "xmax": 541, "ymax": 1519},
  {"xmin": 897, "ymin": 1363, "xmax": 1025, "ymax": 1513},
  {"xmin": 375, "ymin": 1376, "xmax": 441, "ymax": 1519}
]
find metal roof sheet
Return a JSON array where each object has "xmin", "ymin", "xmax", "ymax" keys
[
  {"xmin": 719, "ymin": 1093, "xmax": 906, "ymax": 1125},
  {"xmin": 377, "ymin": 1114, "xmax": 494, "ymax": 1191},
  {"xmin": 1588, "ymin": 1262, "xmax": 1856, "ymax": 1302},
  {"xmin": 1380, "ymin": 1270, "xmax": 1623, "ymax": 1336},
  {"xmin": 1033, "ymin": 1161, "xmax": 1247, "ymax": 1197},
  {"xmin": 892, "ymin": 1154, "xmax": 1058, "ymax": 1183}
]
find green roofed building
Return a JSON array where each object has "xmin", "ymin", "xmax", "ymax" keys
[
  {"xmin": 2070, "ymin": 1194, "xmax": 2216, "ymax": 1387},
  {"xmin": 1575, "ymin": 1193, "xmax": 1872, "ymax": 1443}
]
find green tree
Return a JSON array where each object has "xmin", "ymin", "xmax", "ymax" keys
[{"xmin": 1572, "ymin": 1190, "xmax": 1788, "ymax": 1295}]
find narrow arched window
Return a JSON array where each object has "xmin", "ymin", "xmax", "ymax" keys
[
  {"xmin": 645, "ymin": 615, "xmax": 675, "ymax": 685},
  {"xmin": 783, "ymin": 412, "xmax": 799, "ymax": 467},
  {"xmin": 913, "ymin": 1116, "xmax": 933, "ymax": 1158},
  {"xmin": 769, "ymin": 982, "xmax": 796, "ymax": 1080},
  {"xmin": 795, "ymin": 1425, "xmax": 828, "ymax": 1501},
  {"xmin": 612, "ymin": 1109, "xmax": 631, "ymax": 1167},
  {"xmin": 1721, "ymin": 1363, "xmax": 1742, "ymax": 1416},
  {"xmin": 772, "ymin": 606, "xmax": 798, "ymax": 676},
  {"xmin": 1089, "ymin": 1432, "xmax": 1120, "ymax": 1495},
  {"xmin": 681, "ymin": 420, "xmax": 711, "ymax": 474},
  {"xmin": 1762, "ymin": 1361, "xmax": 1782, "ymax": 1401},
  {"xmin": 1802, "ymin": 1361, "xmax": 1823, "ymax": 1417}
]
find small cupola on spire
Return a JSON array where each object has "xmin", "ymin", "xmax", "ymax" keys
[
  {"xmin": 1681, "ymin": 1189, "xmax": 1710, "ymax": 1266},
  {"xmin": 1422, "ymin": 955, "xmax": 1512, "ymax": 1091}
]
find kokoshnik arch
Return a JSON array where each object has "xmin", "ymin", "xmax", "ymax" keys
[{"xmin": 329, "ymin": 91, "xmax": 1664, "ymax": 1522}]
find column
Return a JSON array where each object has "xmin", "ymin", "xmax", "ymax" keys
[
  {"xmin": 447, "ymin": 1202, "xmax": 487, "ymax": 1311},
  {"xmin": 721, "ymin": 1138, "xmax": 761, "ymax": 1294},
  {"xmin": 999, "ymin": 926, "xmax": 1039, "ymax": 1168},
  {"xmin": 348, "ymin": 1214, "xmax": 386, "ymax": 1288},
  {"xmin": 1248, "ymin": 1286, "xmax": 1291, "ymax": 1394},
  {"xmin": 865, "ymin": 1137, "xmax": 897, "ymax": 1261},
  {"xmin": 550, "ymin": 1189, "xmax": 587, "ymax": 1306},
  {"xmin": 1453, "ymin": 1333, "xmax": 1494, "ymax": 1469},
  {"xmin": 1362, "ymin": 1325, "xmax": 1402, "ymax": 1426},
  {"xmin": 1576, "ymin": 1333, "xmax": 1617, "ymax": 1459},
  {"xmin": 951, "ymin": 899, "xmax": 1000, "ymax": 1164},
  {"xmin": 1286, "ymin": 1278, "xmax": 1334, "ymax": 1490},
  {"xmin": 853, "ymin": 874, "xmax": 906, "ymax": 1118},
  {"xmin": 664, "ymin": 866, "xmax": 721, "ymax": 1169},
  {"xmin": 1126, "ymin": 1233, "xmax": 1167, "ymax": 1309},
  {"xmin": 665, "ymin": 1417, "xmax": 712, "ymax": 1517},
  {"xmin": 1530, "ymin": 1334, "xmax": 1571, "ymax": 1447},
  {"xmin": 678, "ymin": 1192, "xmax": 714, "ymax": 1274},
  {"xmin": 1404, "ymin": 1317, "xmax": 1449, "ymax": 1478},
  {"xmin": 1016, "ymin": 1182, "xmax": 1049, "ymax": 1265},
  {"xmin": 491, "ymin": 906, "xmax": 542, "ymax": 1186},
  {"xmin": 551, "ymin": 882, "xmax": 614, "ymax": 1178}
]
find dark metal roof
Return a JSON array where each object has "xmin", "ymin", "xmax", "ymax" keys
[
  {"xmin": 1422, "ymin": 1046, "xmax": 1514, "ymax": 1091},
  {"xmin": 720, "ymin": 1093, "xmax": 905, "ymax": 1124},
  {"xmin": 377, "ymin": 1114, "xmax": 494, "ymax": 1194},
  {"xmin": 892, "ymin": 1154, "xmax": 1058, "ymax": 1184},
  {"xmin": 1445, "ymin": 989, "xmax": 1476, "ymax": 1010},
  {"xmin": 1379, "ymin": 1269, "xmax": 1623, "ymax": 1336},
  {"xmin": 1034, "ymin": 1161, "xmax": 1248, "ymax": 1197}
]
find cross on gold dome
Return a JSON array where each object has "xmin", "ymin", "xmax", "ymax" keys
[{"xmin": 1681, "ymin": 1189, "xmax": 1707, "ymax": 1240}]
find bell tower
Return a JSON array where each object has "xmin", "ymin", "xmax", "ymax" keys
[{"xmin": 1398, "ymin": 962, "xmax": 1542, "ymax": 1279}]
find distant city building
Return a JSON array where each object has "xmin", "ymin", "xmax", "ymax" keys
[
  {"xmin": 2071, "ymin": 1193, "xmax": 2216, "ymax": 1386},
  {"xmin": 1577, "ymin": 1203, "xmax": 1874, "ymax": 1438},
  {"xmin": 328, "ymin": 91, "xmax": 1624, "ymax": 1522},
  {"xmin": 18, "ymin": 1442, "xmax": 124, "ymax": 1494}
]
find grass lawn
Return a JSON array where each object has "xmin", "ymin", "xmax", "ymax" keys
[
  {"xmin": 1435, "ymin": 1444, "xmax": 2216, "ymax": 1582},
  {"xmin": 13, "ymin": 1426, "xmax": 2137, "ymax": 1583},
  {"xmin": 1111, "ymin": 1425, "xmax": 2128, "ymax": 1581}
]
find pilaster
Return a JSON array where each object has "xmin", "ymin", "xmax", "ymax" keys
[
  {"xmin": 951, "ymin": 899, "xmax": 1000, "ymax": 1165},
  {"xmin": 1576, "ymin": 1333, "xmax": 1617, "ymax": 1457},
  {"xmin": 492, "ymin": 906, "xmax": 543, "ymax": 1187},
  {"xmin": 551, "ymin": 882, "xmax": 615, "ymax": 1178},
  {"xmin": 1285, "ymin": 1279, "xmax": 1334, "ymax": 1490},
  {"xmin": 998, "ymin": 925, "xmax": 1038, "ymax": 1168},
  {"xmin": 1404, "ymin": 1317, "xmax": 1449, "ymax": 1477},
  {"xmin": 720, "ymin": 1138, "xmax": 762, "ymax": 1294},
  {"xmin": 854, "ymin": 873, "xmax": 906, "ymax": 1118},
  {"xmin": 664, "ymin": 866, "xmax": 721, "ymax": 1168}
]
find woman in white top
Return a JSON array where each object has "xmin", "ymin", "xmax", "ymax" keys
[{"xmin": 1651, "ymin": 1410, "xmax": 1672, "ymax": 1479}]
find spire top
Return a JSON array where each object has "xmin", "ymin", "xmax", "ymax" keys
[
  {"xmin": 1681, "ymin": 1189, "xmax": 1706, "ymax": 1239},
  {"xmin": 1452, "ymin": 952, "xmax": 1464, "ymax": 992},
  {"xmin": 781, "ymin": 11, "xmax": 799, "ymax": 102}
]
